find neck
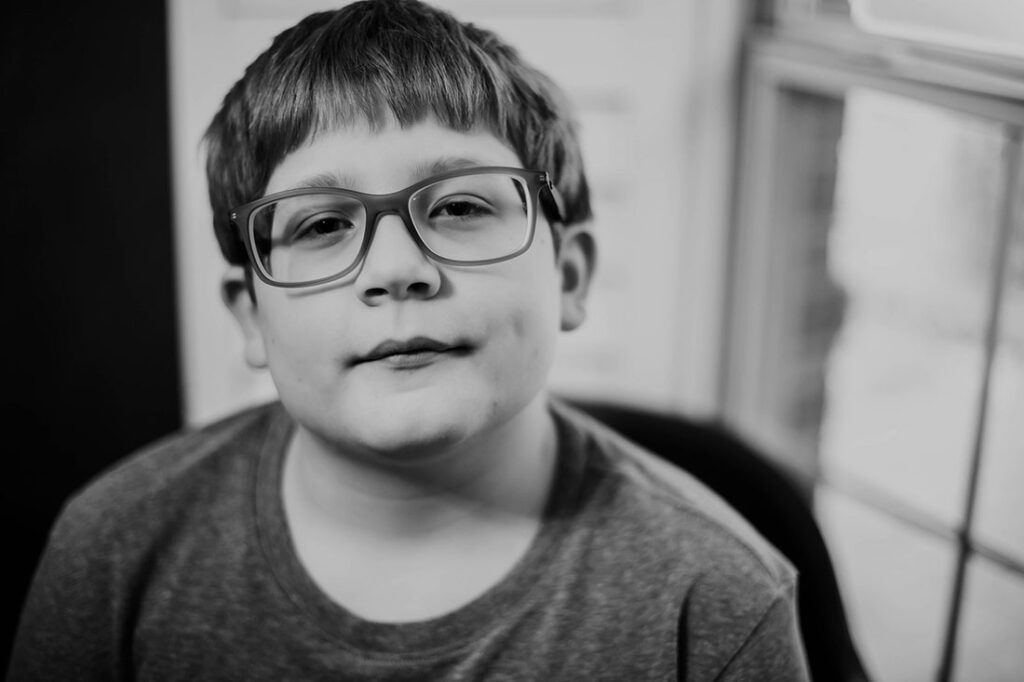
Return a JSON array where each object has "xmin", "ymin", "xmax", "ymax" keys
[{"xmin": 283, "ymin": 393, "xmax": 557, "ymax": 539}]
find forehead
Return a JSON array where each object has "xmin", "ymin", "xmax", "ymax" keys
[{"xmin": 264, "ymin": 119, "xmax": 523, "ymax": 196}]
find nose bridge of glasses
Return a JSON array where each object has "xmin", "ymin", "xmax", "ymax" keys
[
  {"xmin": 362, "ymin": 184, "xmax": 417, "ymax": 229},
  {"xmin": 362, "ymin": 205, "xmax": 428, "ymax": 262}
]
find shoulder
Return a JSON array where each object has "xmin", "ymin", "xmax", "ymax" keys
[
  {"xmin": 547, "ymin": 398, "xmax": 808, "ymax": 677},
  {"xmin": 51, "ymin": 401, "xmax": 289, "ymax": 553},
  {"xmin": 550, "ymin": 397, "xmax": 796, "ymax": 594}
]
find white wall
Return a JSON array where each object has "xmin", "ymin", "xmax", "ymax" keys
[{"xmin": 167, "ymin": 0, "xmax": 744, "ymax": 426}]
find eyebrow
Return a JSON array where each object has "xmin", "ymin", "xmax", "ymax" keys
[
  {"xmin": 290, "ymin": 157, "xmax": 494, "ymax": 193},
  {"xmin": 410, "ymin": 156, "xmax": 491, "ymax": 180},
  {"xmin": 293, "ymin": 171, "xmax": 360, "ymax": 190}
]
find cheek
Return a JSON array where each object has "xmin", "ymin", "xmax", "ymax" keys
[
  {"xmin": 259, "ymin": 301, "xmax": 341, "ymax": 385},
  {"xmin": 506, "ymin": 306, "xmax": 556, "ymax": 357},
  {"xmin": 491, "ymin": 272, "xmax": 561, "ymax": 364}
]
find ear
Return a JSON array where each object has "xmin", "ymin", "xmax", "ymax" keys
[
  {"xmin": 221, "ymin": 266, "xmax": 268, "ymax": 369},
  {"xmin": 556, "ymin": 225, "xmax": 596, "ymax": 332}
]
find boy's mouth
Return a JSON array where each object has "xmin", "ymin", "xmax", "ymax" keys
[{"xmin": 352, "ymin": 336, "xmax": 471, "ymax": 368}]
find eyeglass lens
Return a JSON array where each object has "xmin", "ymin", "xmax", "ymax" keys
[{"xmin": 249, "ymin": 172, "xmax": 531, "ymax": 284}]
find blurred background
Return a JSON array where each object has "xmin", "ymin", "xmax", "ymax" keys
[{"xmin": 3, "ymin": 0, "xmax": 1022, "ymax": 679}]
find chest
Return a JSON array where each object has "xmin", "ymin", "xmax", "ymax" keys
[
  {"xmin": 128, "ymin": 553, "xmax": 680, "ymax": 682},
  {"xmin": 288, "ymin": 513, "xmax": 542, "ymax": 623}
]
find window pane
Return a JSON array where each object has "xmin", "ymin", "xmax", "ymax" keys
[
  {"xmin": 850, "ymin": 0, "xmax": 1024, "ymax": 60},
  {"xmin": 973, "ymin": 173, "xmax": 1024, "ymax": 566},
  {"xmin": 775, "ymin": 0, "xmax": 851, "ymax": 20},
  {"xmin": 816, "ymin": 487, "xmax": 956, "ymax": 681},
  {"xmin": 954, "ymin": 556, "xmax": 1024, "ymax": 681},
  {"xmin": 819, "ymin": 88, "xmax": 1012, "ymax": 527}
]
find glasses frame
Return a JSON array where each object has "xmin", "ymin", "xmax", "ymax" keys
[{"xmin": 230, "ymin": 166, "xmax": 565, "ymax": 288}]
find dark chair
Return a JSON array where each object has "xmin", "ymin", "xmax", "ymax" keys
[{"xmin": 570, "ymin": 398, "xmax": 870, "ymax": 682}]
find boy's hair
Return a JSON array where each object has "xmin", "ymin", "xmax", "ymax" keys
[{"xmin": 204, "ymin": 0, "xmax": 592, "ymax": 266}]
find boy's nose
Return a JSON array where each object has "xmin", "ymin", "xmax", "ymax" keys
[{"xmin": 355, "ymin": 213, "xmax": 442, "ymax": 304}]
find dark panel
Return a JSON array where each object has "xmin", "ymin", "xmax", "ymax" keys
[{"xmin": 0, "ymin": 0, "xmax": 182, "ymax": 668}]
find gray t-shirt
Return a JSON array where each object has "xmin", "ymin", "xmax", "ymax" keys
[{"xmin": 8, "ymin": 399, "xmax": 809, "ymax": 681}]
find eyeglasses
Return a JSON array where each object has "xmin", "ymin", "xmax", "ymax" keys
[{"xmin": 230, "ymin": 166, "xmax": 565, "ymax": 288}]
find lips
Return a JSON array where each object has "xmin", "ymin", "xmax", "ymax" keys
[{"xmin": 353, "ymin": 336, "xmax": 469, "ymax": 367}]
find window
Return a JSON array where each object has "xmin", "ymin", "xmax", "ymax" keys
[{"xmin": 724, "ymin": 2, "xmax": 1024, "ymax": 679}]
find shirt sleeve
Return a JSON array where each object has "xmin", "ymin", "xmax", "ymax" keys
[
  {"xmin": 677, "ymin": 573, "xmax": 811, "ymax": 682},
  {"xmin": 711, "ymin": 583, "xmax": 811, "ymax": 681},
  {"xmin": 6, "ymin": 507, "xmax": 129, "ymax": 682}
]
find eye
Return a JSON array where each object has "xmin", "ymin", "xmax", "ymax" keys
[
  {"xmin": 291, "ymin": 213, "xmax": 357, "ymax": 242},
  {"xmin": 429, "ymin": 195, "xmax": 494, "ymax": 220}
]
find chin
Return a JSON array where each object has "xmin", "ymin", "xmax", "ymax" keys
[{"xmin": 342, "ymin": 394, "xmax": 494, "ymax": 459}]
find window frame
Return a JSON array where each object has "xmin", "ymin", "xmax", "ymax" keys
[{"xmin": 723, "ymin": 5, "xmax": 1024, "ymax": 679}]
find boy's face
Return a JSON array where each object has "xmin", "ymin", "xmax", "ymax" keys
[{"xmin": 226, "ymin": 118, "xmax": 592, "ymax": 460}]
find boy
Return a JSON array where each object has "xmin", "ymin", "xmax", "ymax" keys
[{"xmin": 8, "ymin": 1, "xmax": 809, "ymax": 679}]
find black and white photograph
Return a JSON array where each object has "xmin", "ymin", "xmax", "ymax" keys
[{"xmin": 4, "ymin": 1, "xmax": 1022, "ymax": 680}]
